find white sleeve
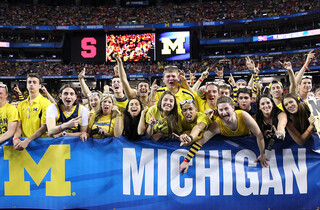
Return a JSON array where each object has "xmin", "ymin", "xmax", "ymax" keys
[
  {"xmin": 80, "ymin": 105, "xmax": 89, "ymax": 126},
  {"xmin": 46, "ymin": 103, "xmax": 58, "ymax": 119}
]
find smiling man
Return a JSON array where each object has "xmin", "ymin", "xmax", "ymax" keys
[
  {"xmin": 298, "ymin": 76, "xmax": 313, "ymax": 101},
  {"xmin": 269, "ymin": 80, "xmax": 284, "ymax": 111},
  {"xmin": 46, "ymin": 84, "xmax": 88, "ymax": 141},
  {"xmin": 180, "ymin": 96, "xmax": 268, "ymax": 174}
]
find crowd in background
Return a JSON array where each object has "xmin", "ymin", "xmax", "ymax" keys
[
  {"xmin": 0, "ymin": 53, "xmax": 318, "ymax": 76},
  {"xmin": 0, "ymin": 1, "xmax": 318, "ymax": 26}
]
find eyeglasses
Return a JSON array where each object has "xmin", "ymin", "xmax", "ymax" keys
[
  {"xmin": 302, "ymin": 75, "xmax": 312, "ymax": 79},
  {"xmin": 180, "ymin": 99, "xmax": 195, "ymax": 106},
  {"xmin": 0, "ymin": 83, "xmax": 8, "ymax": 92}
]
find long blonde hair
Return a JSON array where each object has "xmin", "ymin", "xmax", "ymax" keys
[{"xmin": 94, "ymin": 94, "xmax": 118, "ymax": 123}]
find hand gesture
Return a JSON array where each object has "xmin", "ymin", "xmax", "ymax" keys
[
  {"xmin": 215, "ymin": 66, "xmax": 224, "ymax": 79},
  {"xmin": 245, "ymin": 56, "xmax": 255, "ymax": 71},
  {"xmin": 180, "ymin": 161, "xmax": 190, "ymax": 175},
  {"xmin": 228, "ymin": 73, "xmax": 236, "ymax": 87},
  {"xmin": 13, "ymin": 86, "xmax": 22, "ymax": 95},
  {"xmin": 173, "ymin": 133, "xmax": 192, "ymax": 146},
  {"xmin": 255, "ymin": 154, "xmax": 269, "ymax": 168},
  {"xmin": 141, "ymin": 107, "xmax": 149, "ymax": 116},
  {"xmin": 189, "ymin": 70, "xmax": 197, "ymax": 84},
  {"xmin": 98, "ymin": 126, "xmax": 109, "ymax": 136},
  {"xmin": 279, "ymin": 61, "xmax": 293, "ymax": 71},
  {"xmin": 113, "ymin": 51, "xmax": 122, "ymax": 63},
  {"xmin": 66, "ymin": 115, "xmax": 81, "ymax": 129},
  {"xmin": 273, "ymin": 125, "xmax": 285, "ymax": 140},
  {"xmin": 113, "ymin": 65, "xmax": 119, "ymax": 76},
  {"xmin": 78, "ymin": 67, "xmax": 86, "ymax": 80},
  {"xmin": 150, "ymin": 79, "xmax": 159, "ymax": 97},
  {"xmin": 306, "ymin": 49, "xmax": 315, "ymax": 65},
  {"xmin": 103, "ymin": 85, "xmax": 110, "ymax": 94},
  {"xmin": 178, "ymin": 69, "xmax": 187, "ymax": 82},
  {"xmin": 200, "ymin": 67, "xmax": 210, "ymax": 80},
  {"xmin": 41, "ymin": 85, "xmax": 48, "ymax": 94},
  {"xmin": 148, "ymin": 112, "xmax": 156, "ymax": 127}
]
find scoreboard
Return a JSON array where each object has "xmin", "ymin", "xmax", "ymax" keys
[{"xmin": 69, "ymin": 30, "xmax": 193, "ymax": 63}]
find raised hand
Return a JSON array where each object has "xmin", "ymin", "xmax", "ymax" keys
[
  {"xmin": 78, "ymin": 67, "xmax": 86, "ymax": 79},
  {"xmin": 150, "ymin": 79, "xmax": 159, "ymax": 97},
  {"xmin": 148, "ymin": 112, "xmax": 156, "ymax": 127},
  {"xmin": 279, "ymin": 61, "xmax": 293, "ymax": 70},
  {"xmin": 215, "ymin": 66, "xmax": 224, "ymax": 79},
  {"xmin": 245, "ymin": 56, "xmax": 255, "ymax": 71},
  {"xmin": 228, "ymin": 73, "xmax": 236, "ymax": 87},
  {"xmin": 66, "ymin": 115, "xmax": 81, "ymax": 129}
]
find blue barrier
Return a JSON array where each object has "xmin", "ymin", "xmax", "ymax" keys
[{"xmin": 0, "ymin": 135, "xmax": 319, "ymax": 209}]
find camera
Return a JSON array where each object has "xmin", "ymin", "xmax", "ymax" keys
[
  {"xmin": 90, "ymin": 127, "xmax": 100, "ymax": 136},
  {"xmin": 266, "ymin": 131, "xmax": 277, "ymax": 150}
]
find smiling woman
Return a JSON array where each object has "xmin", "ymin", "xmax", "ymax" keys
[
  {"xmin": 138, "ymin": 91, "xmax": 182, "ymax": 141},
  {"xmin": 282, "ymin": 93, "xmax": 315, "ymax": 145}
]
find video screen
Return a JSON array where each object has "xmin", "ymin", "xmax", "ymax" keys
[
  {"xmin": 156, "ymin": 31, "xmax": 190, "ymax": 61},
  {"xmin": 106, "ymin": 33, "xmax": 155, "ymax": 62}
]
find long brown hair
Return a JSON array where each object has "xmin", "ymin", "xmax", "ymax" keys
[
  {"xmin": 282, "ymin": 93, "xmax": 310, "ymax": 134},
  {"xmin": 157, "ymin": 91, "xmax": 179, "ymax": 134}
]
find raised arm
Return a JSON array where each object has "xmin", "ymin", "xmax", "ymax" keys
[
  {"xmin": 137, "ymin": 107, "xmax": 148, "ymax": 135},
  {"xmin": 41, "ymin": 85, "xmax": 56, "ymax": 103},
  {"xmin": 78, "ymin": 68, "xmax": 92, "ymax": 98},
  {"xmin": 192, "ymin": 68, "xmax": 209, "ymax": 92},
  {"xmin": 280, "ymin": 61, "xmax": 296, "ymax": 94},
  {"xmin": 295, "ymin": 50, "xmax": 315, "ymax": 85},
  {"xmin": 114, "ymin": 52, "xmax": 136, "ymax": 99}
]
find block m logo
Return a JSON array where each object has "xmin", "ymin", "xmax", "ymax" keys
[
  {"xmin": 3, "ymin": 145, "xmax": 70, "ymax": 196},
  {"xmin": 161, "ymin": 37, "xmax": 186, "ymax": 55}
]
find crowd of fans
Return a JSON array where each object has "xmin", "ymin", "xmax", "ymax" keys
[
  {"xmin": 0, "ymin": 1, "xmax": 318, "ymax": 26},
  {"xmin": 0, "ymin": 53, "xmax": 318, "ymax": 76}
]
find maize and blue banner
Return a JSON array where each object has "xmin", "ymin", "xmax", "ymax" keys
[{"xmin": 0, "ymin": 135, "xmax": 320, "ymax": 209}]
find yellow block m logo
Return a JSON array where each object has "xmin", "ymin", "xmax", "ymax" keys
[
  {"xmin": 3, "ymin": 145, "xmax": 71, "ymax": 196},
  {"xmin": 161, "ymin": 37, "xmax": 186, "ymax": 55}
]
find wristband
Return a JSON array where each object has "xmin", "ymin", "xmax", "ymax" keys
[
  {"xmin": 190, "ymin": 81, "xmax": 194, "ymax": 84},
  {"xmin": 184, "ymin": 158, "xmax": 189, "ymax": 163},
  {"xmin": 306, "ymin": 129, "xmax": 311, "ymax": 134},
  {"xmin": 199, "ymin": 78, "xmax": 203, "ymax": 82},
  {"xmin": 150, "ymin": 100, "xmax": 156, "ymax": 103},
  {"xmin": 58, "ymin": 125, "xmax": 63, "ymax": 132},
  {"xmin": 304, "ymin": 65, "xmax": 310, "ymax": 71},
  {"xmin": 12, "ymin": 137, "xmax": 19, "ymax": 143},
  {"xmin": 188, "ymin": 135, "xmax": 194, "ymax": 141}
]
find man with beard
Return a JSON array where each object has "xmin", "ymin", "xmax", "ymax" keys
[
  {"xmin": 13, "ymin": 73, "xmax": 51, "ymax": 150},
  {"xmin": 46, "ymin": 84, "xmax": 88, "ymax": 141},
  {"xmin": 180, "ymin": 96, "xmax": 268, "ymax": 174},
  {"xmin": 236, "ymin": 86, "xmax": 257, "ymax": 118},
  {"xmin": 114, "ymin": 53, "xmax": 150, "ymax": 108}
]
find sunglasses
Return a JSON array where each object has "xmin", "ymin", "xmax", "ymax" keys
[
  {"xmin": 206, "ymin": 81, "xmax": 219, "ymax": 86},
  {"xmin": 302, "ymin": 75, "xmax": 312, "ymax": 79},
  {"xmin": 238, "ymin": 86, "xmax": 253, "ymax": 90},
  {"xmin": 180, "ymin": 99, "xmax": 195, "ymax": 106},
  {"xmin": 0, "ymin": 83, "xmax": 8, "ymax": 92}
]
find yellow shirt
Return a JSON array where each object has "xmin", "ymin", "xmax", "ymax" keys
[
  {"xmin": 276, "ymin": 103, "xmax": 284, "ymax": 112},
  {"xmin": 89, "ymin": 113, "xmax": 116, "ymax": 138},
  {"xmin": 115, "ymin": 95, "xmax": 128, "ymax": 114},
  {"xmin": 146, "ymin": 105, "xmax": 183, "ymax": 134},
  {"xmin": 18, "ymin": 94, "xmax": 51, "ymax": 137},
  {"xmin": 216, "ymin": 110, "xmax": 251, "ymax": 137},
  {"xmin": 197, "ymin": 97, "xmax": 219, "ymax": 120},
  {"xmin": 181, "ymin": 112, "xmax": 211, "ymax": 140},
  {"xmin": 0, "ymin": 103, "xmax": 18, "ymax": 135},
  {"xmin": 155, "ymin": 87, "xmax": 199, "ymax": 114}
]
